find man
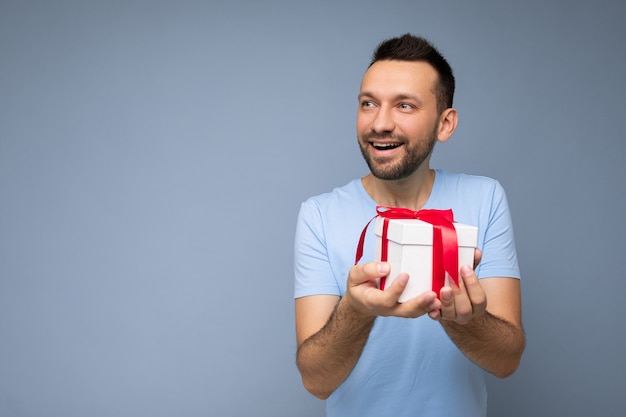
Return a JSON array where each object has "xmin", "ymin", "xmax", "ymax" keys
[{"xmin": 294, "ymin": 34, "xmax": 525, "ymax": 416}]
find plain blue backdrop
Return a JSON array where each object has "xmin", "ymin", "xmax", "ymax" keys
[{"xmin": 1, "ymin": 0, "xmax": 625, "ymax": 416}]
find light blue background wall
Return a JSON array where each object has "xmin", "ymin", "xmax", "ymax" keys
[{"xmin": 1, "ymin": 1, "xmax": 625, "ymax": 416}]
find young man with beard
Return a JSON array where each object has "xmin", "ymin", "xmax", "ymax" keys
[{"xmin": 293, "ymin": 34, "xmax": 525, "ymax": 417}]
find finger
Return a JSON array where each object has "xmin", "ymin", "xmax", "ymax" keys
[
  {"xmin": 349, "ymin": 262, "xmax": 390, "ymax": 287},
  {"xmin": 439, "ymin": 286, "xmax": 456, "ymax": 319},
  {"xmin": 450, "ymin": 273, "xmax": 474, "ymax": 324},
  {"xmin": 394, "ymin": 290, "xmax": 440, "ymax": 318},
  {"xmin": 380, "ymin": 272, "xmax": 409, "ymax": 307},
  {"xmin": 460, "ymin": 265, "xmax": 487, "ymax": 313},
  {"xmin": 345, "ymin": 262, "xmax": 393, "ymax": 316},
  {"xmin": 473, "ymin": 248, "xmax": 483, "ymax": 269},
  {"xmin": 428, "ymin": 308, "xmax": 442, "ymax": 320}
]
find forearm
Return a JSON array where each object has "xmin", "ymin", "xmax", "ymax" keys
[
  {"xmin": 441, "ymin": 311, "xmax": 525, "ymax": 378},
  {"xmin": 296, "ymin": 297, "xmax": 376, "ymax": 399}
]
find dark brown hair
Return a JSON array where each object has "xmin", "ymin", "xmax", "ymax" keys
[{"xmin": 370, "ymin": 34, "xmax": 455, "ymax": 114}]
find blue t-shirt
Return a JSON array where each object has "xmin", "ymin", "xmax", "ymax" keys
[{"xmin": 294, "ymin": 170, "xmax": 520, "ymax": 417}]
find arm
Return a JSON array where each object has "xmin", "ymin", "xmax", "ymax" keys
[
  {"xmin": 295, "ymin": 294, "xmax": 374, "ymax": 400},
  {"xmin": 296, "ymin": 262, "xmax": 441, "ymax": 399},
  {"xmin": 431, "ymin": 181, "xmax": 525, "ymax": 377},
  {"xmin": 433, "ymin": 262, "xmax": 525, "ymax": 378}
]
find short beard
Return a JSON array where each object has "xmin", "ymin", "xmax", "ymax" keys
[{"xmin": 359, "ymin": 130, "xmax": 437, "ymax": 181}]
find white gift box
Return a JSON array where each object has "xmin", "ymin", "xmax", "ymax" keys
[{"xmin": 374, "ymin": 217, "xmax": 478, "ymax": 302}]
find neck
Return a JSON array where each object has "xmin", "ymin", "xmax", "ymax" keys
[{"xmin": 362, "ymin": 166, "xmax": 435, "ymax": 211}]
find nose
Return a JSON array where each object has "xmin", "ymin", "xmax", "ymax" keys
[{"xmin": 370, "ymin": 106, "xmax": 395, "ymax": 134}]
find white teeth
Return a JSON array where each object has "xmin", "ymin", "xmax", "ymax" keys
[{"xmin": 373, "ymin": 142, "xmax": 400, "ymax": 149}]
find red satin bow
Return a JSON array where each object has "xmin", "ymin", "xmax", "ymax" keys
[{"xmin": 355, "ymin": 206, "xmax": 459, "ymax": 294}]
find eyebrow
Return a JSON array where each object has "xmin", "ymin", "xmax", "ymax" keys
[{"xmin": 358, "ymin": 91, "xmax": 424, "ymax": 106}]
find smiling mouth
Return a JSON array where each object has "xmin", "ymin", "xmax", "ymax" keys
[{"xmin": 371, "ymin": 142, "xmax": 402, "ymax": 151}]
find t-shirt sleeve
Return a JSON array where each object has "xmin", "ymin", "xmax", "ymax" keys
[
  {"xmin": 475, "ymin": 181, "xmax": 521, "ymax": 280},
  {"xmin": 293, "ymin": 200, "xmax": 342, "ymax": 298}
]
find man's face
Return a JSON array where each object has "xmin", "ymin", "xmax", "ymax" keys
[{"xmin": 357, "ymin": 60, "xmax": 442, "ymax": 181}]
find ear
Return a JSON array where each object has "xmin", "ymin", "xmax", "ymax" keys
[{"xmin": 436, "ymin": 108, "xmax": 458, "ymax": 143}]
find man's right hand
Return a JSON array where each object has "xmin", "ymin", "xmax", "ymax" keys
[{"xmin": 343, "ymin": 261, "xmax": 442, "ymax": 319}]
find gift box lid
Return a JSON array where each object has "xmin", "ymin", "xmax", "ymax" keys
[{"xmin": 375, "ymin": 217, "xmax": 478, "ymax": 246}]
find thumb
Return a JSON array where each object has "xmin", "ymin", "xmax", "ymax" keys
[
  {"xmin": 384, "ymin": 272, "xmax": 409, "ymax": 298},
  {"xmin": 349, "ymin": 261, "xmax": 391, "ymax": 286}
]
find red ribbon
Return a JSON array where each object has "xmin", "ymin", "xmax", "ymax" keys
[{"xmin": 355, "ymin": 206, "xmax": 459, "ymax": 295}]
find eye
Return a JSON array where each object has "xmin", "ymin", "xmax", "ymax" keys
[
  {"xmin": 399, "ymin": 103, "xmax": 414, "ymax": 110},
  {"xmin": 361, "ymin": 100, "xmax": 375, "ymax": 108}
]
